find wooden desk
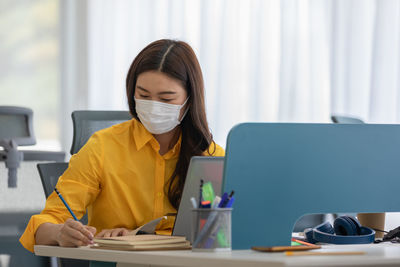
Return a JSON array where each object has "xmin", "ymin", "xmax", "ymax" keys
[{"xmin": 35, "ymin": 243, "xmax": 400, "ymax": 267}]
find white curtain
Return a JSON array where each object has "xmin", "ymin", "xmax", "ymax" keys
[
  {"xmin": 81, "ymin": 0, "xmax": 400, "ymax": 148},
  {"xmin": 60, "ymin": 0, "xmax": 400, "ymax": 233}
]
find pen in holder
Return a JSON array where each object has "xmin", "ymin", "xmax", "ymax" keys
[{"xmin": 191, "ymin": 208, "xmax": 232, "ymax": 251}]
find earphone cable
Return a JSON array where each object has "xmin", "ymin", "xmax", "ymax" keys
[{"xmin": 371, "ymin": 228, "xmax": 388, "ymax": 234}]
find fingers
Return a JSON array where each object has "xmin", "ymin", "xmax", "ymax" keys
[
  {"xmin": 95, "ymin": 228, "xmax": 130, "ymax": 238},
  {"xmin": 110, "ymin": 228, "xmax": 130, "ymax": 237},
  {"xmin": 95, "ymin": 229, "xmax": 108, "ymax": 238},
  {"xmin": 67, "ymin": 219, "xmax": 94, "ymax": 240},
  {"xmin": 68, "ymin": 227, "xmax": 93, "ymax": 244},
  {"xmin": 119, "ymin": 228, "xmax": 130, "ymax": 236},
  {"xmin": 58, "ymin": 232, "xmax": 88, "ymax": 247},
  {"xmin": 56, "ymin": 219, "xmax": 95, "ymax": 247},
  {"xmin": 85, "ymin": 225, "xmax": 97, "ymax": 236}
]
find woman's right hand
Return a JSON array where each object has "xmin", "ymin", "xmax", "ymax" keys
[{"xmin": 55, "ymin": 219, "xmax": 97, "ymax": 247}]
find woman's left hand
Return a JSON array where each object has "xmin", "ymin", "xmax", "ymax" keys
[{"xmin": 95, "ymin": 228, "xmax": 131, "ymax": 238}]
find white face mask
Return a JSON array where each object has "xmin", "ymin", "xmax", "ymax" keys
[{"xmin": 135, "ymin": 97, "xmax": 189, "ymax": 134}]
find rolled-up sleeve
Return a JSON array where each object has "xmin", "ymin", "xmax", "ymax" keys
[{"xmin": 19, "ymin": 133, "xmax": 103, "ymax": 252}]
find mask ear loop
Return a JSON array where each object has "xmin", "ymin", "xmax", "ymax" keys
[{"xmin": 179, "ymin": 97, "xmax": 190, "ymax": 122}]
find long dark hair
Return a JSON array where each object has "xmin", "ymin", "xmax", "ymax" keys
[{"xmin": 126, "ymin": 39, "xmax": 216, "ymax": 209}]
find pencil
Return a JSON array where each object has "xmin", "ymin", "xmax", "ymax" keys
[
  {"xmin": 252, "ymin": 245, "xmax": 321, "ymax": 252},
  {"xmin": 54, "ymin": 188, "xmax": 78, "ymax": 221},
  {"xmin": 286, "ymin": 251, "xmax": 365, "ymax": 256}
]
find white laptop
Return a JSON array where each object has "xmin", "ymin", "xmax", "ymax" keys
[{"xmin": 172, "ymin": 156, "xmax": 224, "ymax": 242}]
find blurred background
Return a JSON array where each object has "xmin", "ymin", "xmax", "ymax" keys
[
  {"xmin": 1, "ymin": 0, "xmax": 400, "ymax": 266},
  {"xmin": 3, "ymin": 0, "xmax": 400, "ymax": 151}
]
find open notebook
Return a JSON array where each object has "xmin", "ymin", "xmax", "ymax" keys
[
  {"xmin": 92, "ymin": 217, "xmax": 190, "ymax": 251},
  {"xmin": 93, "ymin": 235, "xmax": 190, "ymax": 251}
]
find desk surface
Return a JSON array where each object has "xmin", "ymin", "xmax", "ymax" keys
[{"xmin": 35, "ymin": 243, "xmax": 400, "ymax": 267}]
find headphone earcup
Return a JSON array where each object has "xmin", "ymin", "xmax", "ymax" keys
[
  {"xmin": 305, "ymin": 222, "xmax": 335, "ymax": 244},
  {"xmin": 334, "ymin": 216, "xmax": 361, "ymax": 236}
]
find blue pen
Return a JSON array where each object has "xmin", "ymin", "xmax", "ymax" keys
[
  {"xmin": 219, "ymin": 191, "xmax": 234, "ymax": 208},
  {"xmin": 225, "ymin": 196, "xmax": 235, "ymax": 208},
  {"xmin": 54, "ymin": 188, "xmax": 78, "ymax": 221},
  {"xmin": 218, "ymin": 192, "xmax": 229, "ymax": 208}
]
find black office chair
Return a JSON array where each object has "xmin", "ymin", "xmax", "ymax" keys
[
  {"xmin": 331, "ymin": 115, "xmax": 365, "ymax": 124},
  {"xmin": 37, "ymin": 163, "xmax": 69, "ymax": 198},
  {"xmin": 37, "ymin": 163, "xmax": 89, "ymax": 267},
  {"xmin": 70, "ymin": 110, "xmax": 131, "ymax": 155}
]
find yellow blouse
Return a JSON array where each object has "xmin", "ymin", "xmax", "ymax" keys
[{"xmin": 20, "ymin": 118, "xmax": 224, "ymax": 252}]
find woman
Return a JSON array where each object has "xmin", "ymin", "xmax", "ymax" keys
[{"xmin": 20, "ymin": 39, "xmax": 224, "ymax": 252}]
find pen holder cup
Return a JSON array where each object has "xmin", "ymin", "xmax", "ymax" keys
[{"xmin": 191, "ymin": 208, "xmax": 232, "ymax": 252}]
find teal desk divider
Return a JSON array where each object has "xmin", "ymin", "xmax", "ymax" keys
[{"xmin": 222, "ymin": 123, "xmax": 400, "ymax": 249}]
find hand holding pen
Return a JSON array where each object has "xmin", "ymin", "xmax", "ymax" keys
[{"xmin": 54, "ymin": 188, "xmax": 96, "ymax": 247}]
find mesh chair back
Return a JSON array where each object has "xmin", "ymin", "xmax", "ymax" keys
[{"xmin": 70, "ymin": 110, "xmax": 131, "ymax": 155}]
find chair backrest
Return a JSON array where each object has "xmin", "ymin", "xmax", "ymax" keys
[
  {"xmin": 70, "ymin": 110, "xmax": 132, "ymax": 155},
  {"xmin": 331, "ymin": 115, "xmax": 364, "ymax": 124},
  {"xmin": 37, "ymin": 163, "xmax": 69, "ymax": 198}
]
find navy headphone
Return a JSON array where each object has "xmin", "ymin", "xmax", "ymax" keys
[{"xmin": 304, "ymin": 216, "xmax": 375, "ymax": 244}]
